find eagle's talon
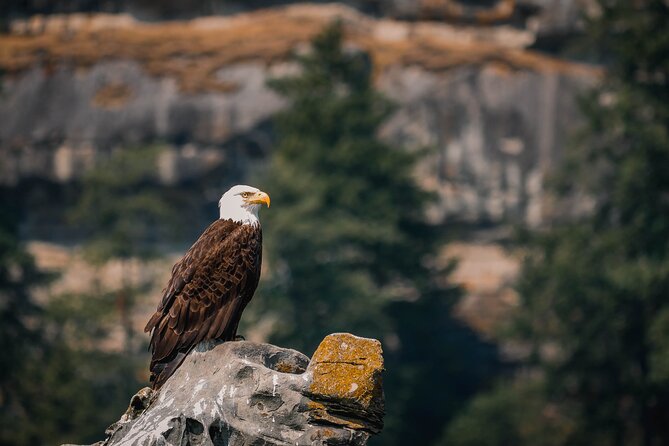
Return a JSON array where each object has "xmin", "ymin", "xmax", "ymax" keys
[{"xmin": 234, "ymin": 335, "xmax": 246, "ymax": 341}]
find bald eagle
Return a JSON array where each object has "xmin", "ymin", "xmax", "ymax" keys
[{"xmin": 144, "ymin": 185, "xmax": 270, "ymax": 389}]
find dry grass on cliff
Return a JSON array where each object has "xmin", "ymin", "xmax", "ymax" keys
[{"xmin": 0, "ymin": 5, "xmax": 600, "ymax": 94}]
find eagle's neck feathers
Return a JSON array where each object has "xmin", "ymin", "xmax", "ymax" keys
[{"xmin": 219, "ymin": 204, "xmax": 260, "ymax": 226}]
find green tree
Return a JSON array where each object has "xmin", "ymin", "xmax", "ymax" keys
[
  {"xmin": 443, "ymin": 378, "xmax": 575, "ymax": 446},
  {"xmin": 70, "ymin": 145, "xmax": 184, "ymax": 262},
  {"xmin": 0, "ymin": 188, "xmax": 142, "ymax": 445},
  {"xmin": 253, "ymin": 22, "xmax": 500, "ymax": 446},
  {"xmin": 33, "ymin": 144, "xmax": 189, "ymax": 444},
  {"xmin": 258, "ymin": 22, "xmax": 442, "ymax": 353},
  {"xmin": 0, "ymin": 187, "xmax": 50, "ymax": 444},
  {"xmin": 519, "ymin": 2, "xmax": 669, "ymax": 444},
  {"xmin": 43, "ymin": 291, "xmax": 144, "ymax": 444},
  {"xmin": 447, "ymin": 2, "xmax": 669, "ymax": 445},
  {"xmin": 6, "ymin": 291, "xmax": 144, "ymax": 445},
  {"xmin": 382, "ymin": 281, "xmax": 500, "ymax": 446},
  {"xmin": 70, "ymin": 144, "xmax": 188, "ymax": 352}
]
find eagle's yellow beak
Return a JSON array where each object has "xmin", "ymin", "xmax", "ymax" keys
[{"xmin": 249, "ymin": 191, "xmax": 270, "ymax": 208}]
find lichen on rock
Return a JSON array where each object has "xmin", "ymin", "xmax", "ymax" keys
[
  {"xmin": 306, "ymin": 333, "xmax": 384, "ymax": 433},
  {"xmin": 85, "ymin": 333, "xmax": 384, "ymax": 446}
]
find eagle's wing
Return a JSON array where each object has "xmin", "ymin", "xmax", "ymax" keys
[{"xmin": 144, "ymin": 219, "xmax": 262, "ymax": 372}]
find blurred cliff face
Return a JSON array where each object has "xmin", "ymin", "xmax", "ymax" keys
[
  {"xmin": 0, "ymin": 1, "xmax": 598, "ymax": 338},
  {"xmin": 3, "ymin": 0, "xmax": 585, "ymax": 31},
  {"xmin": 0, "ymin": 3, "xmax": 597, "ymax": 229}
]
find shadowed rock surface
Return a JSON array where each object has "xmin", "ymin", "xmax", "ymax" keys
[{"xmin": 94, "ymin": 333, "xmax": 384, "ymax": 446}]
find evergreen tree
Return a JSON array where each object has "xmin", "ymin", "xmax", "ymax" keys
[
  {"xmin": 5, "ymin": 291, "xmax": 144, "ymax": 445},
  {"xmin": 257, "ymin": 23, "xmax": 438, "ymax": 352},
  {"xmin": 442, "ymin": 379, "xmax": 574, "ymax": 446},
  {"xmin": 446, "ymin": 2, "xmax": 669, "ymax": 445},
  {"xmin": 70, "ymin": 145, "xmax": 185, "ymax": 263},
  {"xmin": 0, "ymin": 187, "xmax": 49, "ymax": 444},
  {"xmin": 0, "ymin": 188, "xmax": 142, "ymax": 445},
  {"xmin": 70, "ymin": 144, "xmax": 188, "ymax": 352},
  {"xmin": 253, "ymin": 23, "xmax": 500, "ymax": 446},
  {"xmin": 0, "ymin": 145, "xmax": 191, "ymax": 444}
]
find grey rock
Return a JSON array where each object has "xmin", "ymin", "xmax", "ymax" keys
[
  {"xmin": 379, "ymin": 64, "xmax": 593, "ymax": 226},
  {"xmin": 0, "ymin": 5, "xmax": 597, "ymax": 228},
  {"xmin": 0, "ymin": 61, "xmax": 593, "ymax": 228},
  {"xmin": 96, "ymin": 334, "xmax": 384, "ymax": 446}
]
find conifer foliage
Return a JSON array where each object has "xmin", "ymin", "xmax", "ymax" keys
[
  {"xmin": 256, "ymin": 22, "xmax": 500, "ymax": 446},
  {"xmin": 259, "ymin": 23, "xmax": 438, "ymax": 353},
  {"xmin": 0, "ymin": 189, "xmax": 142, "ymax": 445},
  {"xmin": 445, "ymin": 2, "xmax": 669, "ymax": 445}
]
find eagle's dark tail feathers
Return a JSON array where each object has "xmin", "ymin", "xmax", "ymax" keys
[{"xmin": 150, "ymin": 350, "xmax": 190, "ymax": 390}]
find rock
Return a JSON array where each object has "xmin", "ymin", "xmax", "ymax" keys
[
  {"xmin": 0, "ymin": 4, "xmax": 597, "ymax": 229},
  {"xmin": 305, "ymin": 334, "xmax": 384, "ymax": 433},
  {"xmin": 96, "ymin": 333, "xmax": 384, "ymax": 446}
]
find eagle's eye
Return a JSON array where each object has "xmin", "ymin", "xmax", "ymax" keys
[{"xmin": 241, "ymin": 192, "xmax": 251, "ymax": 198}]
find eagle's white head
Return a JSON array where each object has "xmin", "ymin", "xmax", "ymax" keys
[{"xmin": 218, "ymin": 184, "xmax": 270, "ymax": 225}]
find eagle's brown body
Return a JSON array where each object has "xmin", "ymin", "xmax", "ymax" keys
[{"xmin": 144, "ymin": 218, "xmax": 262, "ymax": 388}]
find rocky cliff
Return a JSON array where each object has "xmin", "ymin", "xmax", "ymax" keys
[
  {"xmin": 2, "ymin": 4, "xmax": 600, "ymax": 337},
  {"xmin": 5, "ymin": 0, "xmax": 590, "ymax": 42},
  {"xmin": 81, "ymin": 333, "xmax": 384, "ymax": 446},
  {"xmin": 0, "ymin": 3, "xmax": 598, "ymax": 228}
]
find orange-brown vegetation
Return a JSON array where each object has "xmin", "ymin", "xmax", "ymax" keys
[
  {"xmin": 419, "ymin": 0, "xmax": 516, "ymax": 24},
  {"xmin": 93, "ymin": 82, "xmax": 134, "ymax": 108},
  {"xmin": 0, "ymin": 5, "xmax": 600, "ymax": 94}
]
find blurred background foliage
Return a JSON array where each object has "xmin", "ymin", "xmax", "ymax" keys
[
  {"xmin": 0, "ymin": 0, "xmax": 668, "ymax": 445},
  {"xmin": 252, "ymin": 24, "xmax": 501, "ymax": 446},
  {"xmin": 69, "ymin": 145, "xmax": 189, "ymax": 264},
  {"xmin": 444, "ymin": 1, "xmax": 669, "ymax": 445},
  {"xmin": 0, "ymin": 188, "xmax": 143, "ymax": 445}
]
